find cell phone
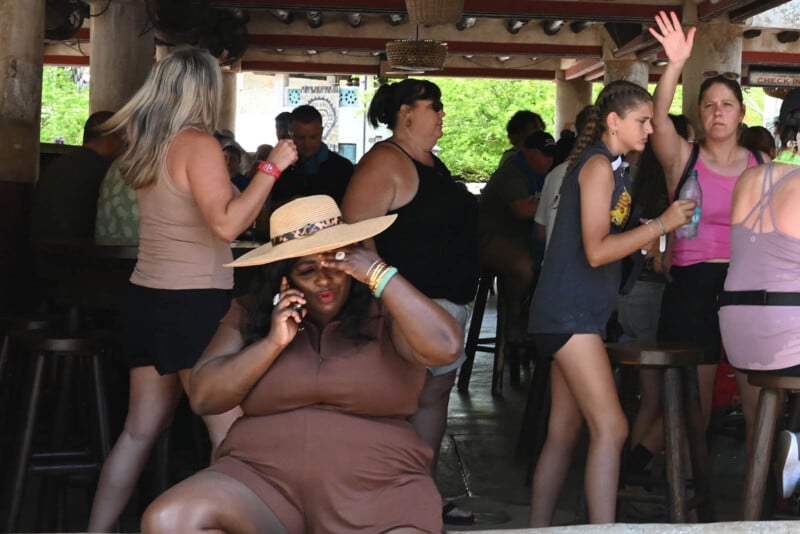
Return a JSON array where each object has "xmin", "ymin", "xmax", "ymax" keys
[{"xmin": 287, "ymin": 280, "xmax": 305, "ymax": 331}]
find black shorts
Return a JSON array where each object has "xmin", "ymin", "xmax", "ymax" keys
[
  {"xmin": 658, "ymin": 262, "xmax": 727, "ymax": 365},
  {"xmin": 121, "ymin": 283, "xmax": 231, "ymax": 375},
  {"xmin": 534, "ymin": 333, "xmax": 573, "ymax": 360}
]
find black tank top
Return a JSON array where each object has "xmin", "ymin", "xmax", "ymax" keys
[{"xmin": 373, "ymin": 142, "xmax": 479, "ymax": 305}]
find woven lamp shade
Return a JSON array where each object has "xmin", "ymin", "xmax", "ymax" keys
[
  {"xmin": 405, "ymin": 0, "xmax": 464, "ymax": 25},
  {"xmin": 386, "ymin": 39, "xmax": 447, "ymax": 71},
  {"xmin": 764, "ymin": 86, "xmax": 792, "ymax": 99}
]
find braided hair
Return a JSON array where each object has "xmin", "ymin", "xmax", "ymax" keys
[{"xmin": 566, "ymin": 80, "xmax": 652, "ymax": 174}]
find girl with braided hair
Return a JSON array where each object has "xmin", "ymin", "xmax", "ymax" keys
[{"xmin": 527, "ymin": 80, "xmax": 696, "ymax": 526}]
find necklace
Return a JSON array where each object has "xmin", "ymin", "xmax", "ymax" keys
[{"xmin": 774, "ymin": 150, "xmax": 800, "ymax": 166}]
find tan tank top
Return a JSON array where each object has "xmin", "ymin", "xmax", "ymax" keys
[{"xmin": 130, "ymin": 154, "xmax": 234, "ymax": 290}]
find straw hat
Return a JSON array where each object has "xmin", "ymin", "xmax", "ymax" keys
[{"xmin": 227, "ymin": 195, "xmax": 396, "ymax": 267}]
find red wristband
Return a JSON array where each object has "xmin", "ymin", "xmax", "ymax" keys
[{"xmin": 257, "ymin": 160, "xmax": 282, "ymax": 180}]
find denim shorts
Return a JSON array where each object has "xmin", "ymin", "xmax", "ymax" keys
[{"xmin": 617, "ymin": 280, "xmax": 666, "ymax": 344}]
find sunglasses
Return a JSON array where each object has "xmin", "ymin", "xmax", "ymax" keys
[
  {"xmin": 702, "ymin": 70, "xmax": 740, "ymax": 80},
  {"xmin": 432, "ymin": 100, "xmax": 444, "ymax": 112}
]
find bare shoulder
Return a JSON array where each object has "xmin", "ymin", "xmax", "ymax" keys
[
  {"xmin": 170, "ymin": 129, "xmax": 219, "ymax": 156},
  {"xmin": 359, "ymin": 142, "xmax": 409, "ymax": 170},
  {"xmin": 578, "ymin": 154, "xmax": 614, "ymax": 184}
]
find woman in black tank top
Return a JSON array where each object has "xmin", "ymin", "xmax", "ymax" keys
[{"xmin": 342, "ymin": 79, "xmax": 480, "ymax": 525}]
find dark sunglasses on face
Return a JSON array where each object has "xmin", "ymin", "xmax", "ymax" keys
[{"xmin": 432, "ymin": 101, "xmax": 444, "ymax": 112}]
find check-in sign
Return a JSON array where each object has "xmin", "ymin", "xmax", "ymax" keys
[{"xmin": 748, "ymin": 69, "xmax": 800, "ymax": 87}]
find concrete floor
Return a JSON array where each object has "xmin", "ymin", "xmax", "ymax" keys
[
  {"xmin": 4, "ymin": 291, "xmax": 798, "ymax": 532},
  {"xmin": 436, "ymin": 293, "xmax": 796, "ymax": 532}
]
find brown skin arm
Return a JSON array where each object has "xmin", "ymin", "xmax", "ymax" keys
[
  {"xmin": 320, "ymin": 247, "xmax": 462, "ymax": 368},
  {"xmin": 189, "ymin": 287, "xmax": 306, "ymax": 415},
  {"xmin": 579, "ymin": 155, "xmax": 696, "ymax": 267}
]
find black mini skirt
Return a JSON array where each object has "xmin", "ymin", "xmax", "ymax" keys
[{"xmin": 121, "ymin": 283, "xmax": 231, "ymax": 375}]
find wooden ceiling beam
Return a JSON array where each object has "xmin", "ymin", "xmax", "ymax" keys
[
  {"xmin": 564, "ymin": 58, "xmax": 605, "ymax": 80},
  {"xmin": 211, "ymin": 0, "xmax": 681, "ymax": 23}
]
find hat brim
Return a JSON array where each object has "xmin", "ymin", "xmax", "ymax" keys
[{"xmin": 225, "ymin": 214, "xmax": 398, "ymax": 267}]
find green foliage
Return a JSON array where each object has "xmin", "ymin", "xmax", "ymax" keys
[
  {"xmin": 40, "ymin": 66, "xmax": 89, "ymax": 145},
  {"xmin": 424, "ymin": 78, "xmax": 558, "ymax": 181}
]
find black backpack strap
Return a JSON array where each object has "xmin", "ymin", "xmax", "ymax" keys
[{"xmin": 675, "ymin": 142, "xmax": 700, "ymax": 196}]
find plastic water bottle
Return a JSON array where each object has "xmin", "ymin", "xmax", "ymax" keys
[{"xmin": 676, "ymin": 170, "xmax": 702, "ymax": 239}]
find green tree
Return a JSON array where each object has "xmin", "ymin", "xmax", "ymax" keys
[
  {"xmin": 427, "ymin": 78, "xmax": 558, "ymax": 181},
  {"xmin": 40, "ymin": 66, "xmax": 89, "ymax": 145}
]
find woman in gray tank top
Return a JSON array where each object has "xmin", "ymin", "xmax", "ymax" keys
[{"xmin": 527, "ymin": 80, "xmax": 696, "ymax": 526}]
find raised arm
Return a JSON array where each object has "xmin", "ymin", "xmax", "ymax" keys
[
  {"xmin": 649, "ymin": 10, "xmax": 696, "ymax": 193},
  {"xmin": 173, "ymin": 131, "xmax": 297, "ymax": 242},
  {"xmin": 320, "ymin": 247, "xmax": 462, "ymax": 368},
  {"xmin": 189, "ymin": 284, "xmax": 306, "ymax": 415},
  {"xmin": 579, "ymin": 155, "xmax": 696, "ymax": 267}
]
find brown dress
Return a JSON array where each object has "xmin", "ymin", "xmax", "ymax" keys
[{"xmin": 207, "ymin": 300, "xmax": 443, "ymax": 533}]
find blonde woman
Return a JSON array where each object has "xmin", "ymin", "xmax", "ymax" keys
[{"xmin": 88, "ymin": 47, "xmax": 296, "ymax": 531}]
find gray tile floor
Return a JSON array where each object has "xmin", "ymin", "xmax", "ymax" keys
[{"xmin": 435, "ymin": 293, "xmax": 789, "ymax": 531}]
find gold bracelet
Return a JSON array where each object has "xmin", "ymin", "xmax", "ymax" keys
[
  {"xmin": 367, "ymin": 260, "xmax": 385, "ymax": 284},
  {"xmin": 371, "ymin": 266, "xmax": 394, "ymax": 294},
  {"xmin": 365, "ymin": 259, "xmax": 383, "ymax": 282},
  {"xmin": 369, "ymin": 263, "xmax": 390, "ymax": 292}
]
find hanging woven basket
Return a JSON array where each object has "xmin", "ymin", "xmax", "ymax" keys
[
  {"xmin": 386, "ymin": 39, "xmax": 447, "ymax": 71},
  {"xmin": 405, "ymin": 0, "xmax": 464, "ymax": 25},
  {"xmin": 764, "ymin": 86, "xmax": 791, "ymax": 100}
]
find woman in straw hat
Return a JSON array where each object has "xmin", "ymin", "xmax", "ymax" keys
[
  {"xmin": 142, "ymin": 195, "xmax": 462, "ymax": 533},
  {"xmin": 88, "ymin": 47, "xmax": 297, "ymax": 531}
]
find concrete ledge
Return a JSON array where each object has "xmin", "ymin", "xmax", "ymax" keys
[{"xmin": 450, "ymin": 521, "xmax": 800, "ymax": 533}]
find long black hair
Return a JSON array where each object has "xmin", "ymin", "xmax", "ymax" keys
[{"xmin": 243, "ymin": 258, "xmax": 375, "ymax": 346}]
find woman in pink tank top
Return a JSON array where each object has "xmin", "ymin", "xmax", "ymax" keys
[
  {"xmin": 88, "ymin": 48, "xmax": 297, "ymax": 531},
  {"xmin": 636, "ymin": 13, "xmax": 770, "ymax": 467}
]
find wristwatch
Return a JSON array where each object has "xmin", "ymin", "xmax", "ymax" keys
[{"xmin": 257, "ymin": 160, "xmax": 282, "ymax": 180}]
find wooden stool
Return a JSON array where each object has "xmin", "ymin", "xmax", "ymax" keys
[
  {"xmin": 607, "ymin": 342, "xmax": 715, "ymax": 523},
  {"xmin": 741, "ymin": 373, "xmax": 800, "ymax": 520},
  {"xmin": 3, "ymin": 328, "xmax": 115, "ymax": 532},
  {"xmin": 517, "ymin": 353, "xmax": 551, "ymax": 483},
  {"xmin": 457, "ymin": 271, "xmax": 500, "ymax": 393}
]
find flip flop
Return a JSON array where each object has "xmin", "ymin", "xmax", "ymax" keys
[{"xmin": 442, "ymin": 502, "xmax": 475, "ymax": 525}]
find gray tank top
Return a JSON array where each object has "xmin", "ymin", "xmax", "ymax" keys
[
  {"xmin": 529, "ymin": 143, "xmax": 631, "ymax": 335},
  {"xmin": 720, "ymin": 163, "xmax": 800, "ymax": 371}
]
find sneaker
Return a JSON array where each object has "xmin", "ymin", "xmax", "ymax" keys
[{"xmin": 775, "ymin": 430, "xmax": 800, "ymax": 499}]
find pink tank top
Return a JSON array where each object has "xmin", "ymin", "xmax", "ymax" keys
[
  {"xmin": 130, "ymin": 156, "xmax": 234, "ymax": 290},
  {"xmin": 671, "ymin": 146, "xmax": 759, "ymax": 266},
  {"xmin": 720, "ymin": 164, "xmax": 800, "ymax": 371}
]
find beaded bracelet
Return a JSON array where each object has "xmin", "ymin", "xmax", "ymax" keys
[{"xmin": 373, "ymin": 267, "xmax": 398, "ymax": 298}]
